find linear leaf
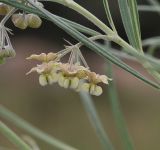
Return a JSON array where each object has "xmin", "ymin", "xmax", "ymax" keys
[
  {"xmin": 79, "ymin": 92, "xmax": 114, "ymax": 150},
  {"xmin": 118, "ymin": 0, "xmax": 142, "ymax": 50},
  {"xmin": 0, "ymin": 106, "xmax": 78, "ymax": 150},
  {"xmin": 103, "ymin": 0, "xmax": 117, "ymax": 32}
]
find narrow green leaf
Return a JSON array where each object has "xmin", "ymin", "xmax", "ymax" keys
[
  {"xmin": 147, "ymin": 0, "xmax": 160, "ymax": 15},
  {"xmin": 138, "ymin": 5, "xmax": 160, "ymax": 13},
  {"xmin": 104, "ymin": 42, "xmax": 134, "ymax": 149},
  {"xmin": 103, "ymin": 0, "xmax": 117, "ymax": 32},
  {"xmin": 0, "ymin": 121, "xmax": 31, "ymax": 150},
  {"xmin": 118, "ymin": 0, "xmax": 142, "ymax": 50},
  {"xmin": 107, "ymin": 63, "xmax": 134, "ymax": 150},
  {"xmin": 147, "ymin": 0, "xmax": 160, "ymax": 6},
  {"xmin": 128, "ymin": 0, "xmax": 142, "ymax": 49},
  {"xmin": 1, "ymin": 0, "xmax": 160, "ymax": 89},
  {"xmin": 143, "ymin": 36, "xmax": 160, "ymax": 46},
  {"xmin": 0, "ymin": 106, "xmax": 78, "ymax": 150},
  {"xmin": 79, "ymin": 92, "xmax": 114, "ymax": 150}
]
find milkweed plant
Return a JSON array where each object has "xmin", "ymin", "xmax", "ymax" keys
[{"xmin": 0, "ymin": 0, "xmax": 160, "ymax": 150}]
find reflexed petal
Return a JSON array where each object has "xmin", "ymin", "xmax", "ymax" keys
[
  {"xmin": 26, "ymin": 53, "xmax": 46, "ymax": 62},
  {"xmin": 63, "ymin": 79, "xmax": 70, "ymax": 88},
  {"xmin": 80, "ymin": 83, "xmax": 90, "ymax": 93},
  {"xmin": 58, "ymin": 74, "xmax": 65, "ymax": 87},
  {"xmin": 93, "ymin": 85, "xmax": 103, "ymax": 96},
  {"xmin": 90, "ymin": 84, "xmax": 95, "ymax": 95},
  {"xmin": 39, "ymin": 74, "xmax": 48, "ymax": 86},
  {"xmin": 70, "ymin": 77, "xmax": 79, "ymax": 89}
]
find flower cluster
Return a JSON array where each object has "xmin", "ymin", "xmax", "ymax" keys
[
  {"xmin": 0, "ymin": 3, "xmax": 11, "ymax": 15},
  {"xmin": 27, "ymin": 46, "xmax": 112, "ymax": 96},
  {"xmin": 0, "ymin": 1, "xmax": 43, "ymax": 63},
  {"xmin": 12, "ymin": 13, "xmax": 42, "ymax": 29},
  {"xmin": 0, "ymin": 1, "xmax": 43, "ymax": 30},
  {"xmin": 0, "ymin": 25, "xmax": 16, "ymax": 63}
]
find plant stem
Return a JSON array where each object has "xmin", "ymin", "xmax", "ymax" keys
[
  {"xmin": 0, "ymin": 121, "xmax": 31, "ymax": 150},
  {"xmin": 79, "ymin": 92, "xmax": 114, "ymax": 150},
  {"xmin": 107, "ymin": 63, "xmax": 135, "ymax": 150},
  {"xmin": 0, "ymin": 105, "xmax": 78, "ymax": 150}
]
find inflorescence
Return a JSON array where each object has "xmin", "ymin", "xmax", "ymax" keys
[{"xmin": 27, "ymin": 45, "xmax": 112, "ymax": 96}]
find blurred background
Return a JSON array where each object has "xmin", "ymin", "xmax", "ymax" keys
[{"xmin": 0, "ymin": 0, "xmax": 160, "ymax": 150}]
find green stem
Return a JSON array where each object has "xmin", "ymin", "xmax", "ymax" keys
[
  {"xmin": 0, "ymin": 121, "xmax": 31, "ymax": 150},
  {"xmin": 0, "ymin": 106, "xmax": 78, "ymax": 150},
  {"xmin": 79, "ymin": 92, "xmax": 114, "ymax": 150},
  {"xmin": 107, "ymin": 63, "xmax": 134, "ymax": 150}
]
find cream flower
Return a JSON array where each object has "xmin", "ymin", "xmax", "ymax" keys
[
  {"xmin": 79, "ymin": 71, "xmax": 112, "ymax": 96},
  {"xmin": 86, "ymin": 71, "xmax": 112, "ymax": 84},
  {"xmin": 57, "ymin": 63, "xmax": 89, "ymax": 89},
  {"xmin": 26, "ymin": 61, "xmax": 60, "ymax": 86},
  {"xmin": 26, "ymin": 52, "xmax": 59, "ymax": 62}
]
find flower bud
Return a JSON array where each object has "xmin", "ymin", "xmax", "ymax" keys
[
  {"xmin": 27, "ymin": 14, "xmax": 42, "ymax": 28},
  {"xmin": 12, "ymin": 14, "xmax": 28, "ymax": 29},
  {"xmin": 0, "ymin": 3, "xmax": 11, "ymax": 15}
]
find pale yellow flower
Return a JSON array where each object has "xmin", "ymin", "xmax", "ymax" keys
[
  {"xmin": 86, "ymin": 71, "xmax": 112, "ymax": 84},
  {"xmin": 26, "ymin": 52, "xmax": 59, "ymax": 62},
  {"xmin": 26, "ymin": 61, "xmax": 60, "ymax": 86}
]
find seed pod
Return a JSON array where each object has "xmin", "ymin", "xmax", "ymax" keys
[
  {"xmin": 27, "ymin": 14, "xmax": 42, "ymax": 28},
  {"xmin": 0, "ymin": 3, "xmax": 11, "ymax": 15},
  {"xmin": 12, "ymin": 14, "xmax": 28, "ymax": 29}
]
